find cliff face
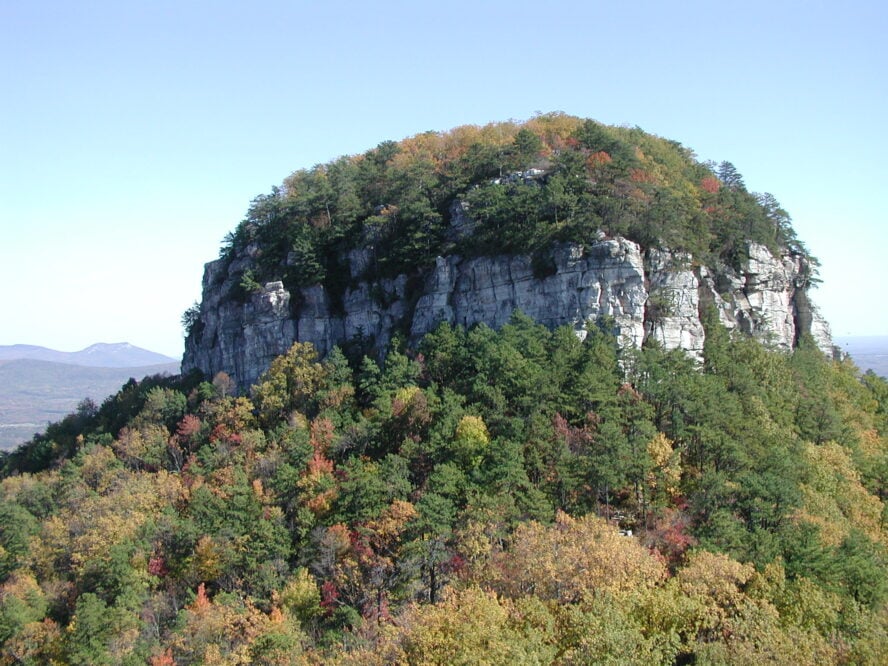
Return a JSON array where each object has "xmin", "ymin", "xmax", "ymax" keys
[{"xmin": 183, "ymin": 238, "xmax": 834, "ymax": 389}]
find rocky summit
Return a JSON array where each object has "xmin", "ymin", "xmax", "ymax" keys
[{"xmin": 180, "ymin": 115, "xmax": 835, "ymax": 389}]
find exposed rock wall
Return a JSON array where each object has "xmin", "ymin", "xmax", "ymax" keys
[
  {"xmin": 644, "ymin": 249, "xmax": 705, "ymax": 357},
  {"xmin": 410, "ymin": 240, "xmax": 648, "ymax": 349},
  {"xmin": 696, "ymin": 243, "xmax": 832, "ymax": 352},
  {"xmin": 183, "ymin": 238, "xmax": 833, "ymax": 389}
]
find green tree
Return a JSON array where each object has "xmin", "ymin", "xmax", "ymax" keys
[
  {"xmin": 252, "ymin": 342, "xmax": 328, "ymax": 425},
  {"xmin": 0, "ymin": 502, "xmax": 39, "ymax": 581},
  {"xmin": 65, "ymin": 593, "xmax": 137, "ymax": 665}
]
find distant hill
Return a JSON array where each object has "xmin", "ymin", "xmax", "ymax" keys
[
  {"xmin": 0, "ymin": 342, "xmax": 177, "ymax": 367},
  {"xmin": 835, "ymin": 335, "xmax": 888, "ymax": 378},
  {"xmin": 0, "ymin": 352, "xmax": 179, "ymax": 450}
]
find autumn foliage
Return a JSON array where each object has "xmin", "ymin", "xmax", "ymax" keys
[{"xmin": 2, "ymin": 314, "xmax": 887, "ymax": 662}]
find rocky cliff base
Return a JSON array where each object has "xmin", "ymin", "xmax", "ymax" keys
[{"xmin": 183, "ymin": 238, "xmax": 833, "ymax": 389}]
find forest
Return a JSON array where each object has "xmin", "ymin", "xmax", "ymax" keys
[
  {"xmin": 2, "ymin": 312, "xmax": 887, "ymax": 664},
  {"xmin": 2, "ymin": 115, "xmax": 886, "ymax": 663},
  {"xmin": 205, "ymin": 113, "xmax": 813, "ymax": 319}
]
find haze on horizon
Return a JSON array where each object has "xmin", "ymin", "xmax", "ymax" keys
[{"xmin": 2, "ymin": 1, "xmax": 886, "ymax": 358}]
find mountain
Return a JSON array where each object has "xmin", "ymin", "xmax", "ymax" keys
[
  {"xmin": 0, "ymin": 343, "xmax": 179, "ymax": 450},
  {"xmin": 2, "ymin": 117, "xmax": 886, "ymax": 663},
  {"xmin": 0, "ymin": 342, "xmax": 177, "ymax": 368},
  {"xmin": 182, "ymin": 115, "xmax": 832, "ymax": 389}
]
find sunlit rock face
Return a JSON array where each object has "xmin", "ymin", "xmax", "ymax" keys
[
  {"xmin": 411, "ymin": 239, "xmax": 648, "ymax": 350},
  {"xmin": 696, "ymin": 242, "xmax": 832, "ymax": 353},
  {"xmin": 644, "ymin": 248, "xmax": 705, "ymax": 359},
  {"xmin": 183, "ymin": 238, "xmax": 833, "ymax": 390}
]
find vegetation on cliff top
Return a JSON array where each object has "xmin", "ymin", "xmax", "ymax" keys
[
  {"xmin": 219, "ymin": 114, "xmax": 813, "ymax": 302},
  {"xmin": 2, "ymin": 312, "xmax": 886, "ymax": 663}
]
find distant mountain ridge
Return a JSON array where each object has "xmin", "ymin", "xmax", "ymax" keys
[
  {"xmin": 0, "ymin": 342, "xmax": 177, "ymax": 368},
  {"xmin": 0, "ymin": 343, "xmax": 180, "ymax": 450}
]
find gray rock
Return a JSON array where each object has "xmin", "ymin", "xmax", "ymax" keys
[
  {"xmin": 446, "ymin": 200, "xmax": 478, "ymax": 242},
  {"xmin": 411, "ymin": 239, "xmax": 647, "ymax": 349},
  {"xmin": 645, "ymin": 249, "xmax": 705, "ymax": 360},
  {"xmin": 183, "ymin": 236, "xmax": 834, "ymax": 390}
]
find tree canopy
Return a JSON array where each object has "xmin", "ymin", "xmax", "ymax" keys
[
  {"xmin": 2, "ymin": 312, "xmax": 886, "ymax": 663},
  {"xmin": 214, "ymin": 114, "xmax": 814, "ymax": 309}
]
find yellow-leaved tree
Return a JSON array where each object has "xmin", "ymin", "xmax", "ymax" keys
[
  {"xmin": 453, "ymin": 415, "xmax": 489, "ymax": 469},
  {"xmin": 252, "ymin": 342, "xmax": 327, "ymax": 426},
  {"xmin": 482, "ymin": 511, "xmax": 666, "ymax": 604}
]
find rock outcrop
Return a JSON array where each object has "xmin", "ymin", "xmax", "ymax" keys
[{"xmin": 183, "ymin": 238, "xmax": 833, "ymax": 390}]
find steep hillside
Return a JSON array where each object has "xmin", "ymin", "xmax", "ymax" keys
[
  {"xmin": 2, "ymin": 319, "xmax": 886, "ymax": 663},
  {"xmin": 182, "ymin": 115, "xmax": 832, "ymax": 389}
]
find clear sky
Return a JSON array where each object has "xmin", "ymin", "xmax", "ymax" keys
[{"xmin": 2, "ymin": 0, "xmax": 886, "ymax": 358}]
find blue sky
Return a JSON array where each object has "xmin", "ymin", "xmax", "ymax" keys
[{"xmin": 2, "ymin": 0, "xmax": 886, "ymax": 358}]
